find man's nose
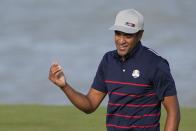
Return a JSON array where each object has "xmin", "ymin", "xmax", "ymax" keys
[{"xmin": 119, "ymin": 36, "xmax": 126, "ymax": 44}]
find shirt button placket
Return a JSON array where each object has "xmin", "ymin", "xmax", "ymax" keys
[
  {"xmin": 122, "ymin": 62, "xmax": 126, "ymax": 73},
  {"xmin": 121, "ymin": 62, "xmax": 127, "ymax": 81}
]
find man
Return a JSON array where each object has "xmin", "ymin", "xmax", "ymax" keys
[{"xmin": 49, "ymin": 9, "xmax": 180, "ymax": 131}]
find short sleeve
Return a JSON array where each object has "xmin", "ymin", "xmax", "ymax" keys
[
  {"xmin": 91, "ymin": 55, "xmax": 108, "ymax": 93},
  {"xmin": 153, "ymin": 59, "xmax": 177, "ymax": 101}
]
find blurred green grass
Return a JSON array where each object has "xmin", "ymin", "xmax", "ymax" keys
[{"xmin": 0, "ymin": 105, "xmax": 195, "ymax": 131}]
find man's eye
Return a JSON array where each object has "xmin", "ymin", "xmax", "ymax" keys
[
  {"xmin": 125, "ymin": 34, "xmax": 133, "ymax": 38},
  {"xmin": 115, "ymin": 32, "xmax": 120, "ymax": 36}
]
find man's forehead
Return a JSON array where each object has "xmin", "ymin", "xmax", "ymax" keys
[{"xmin": 114, "ymin": 30, "xmax": 137, "ymax": 36}]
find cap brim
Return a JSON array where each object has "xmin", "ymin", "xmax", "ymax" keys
[{"xmin": 109, "ymin": 25, "xmax": 139, "ymax": 34}]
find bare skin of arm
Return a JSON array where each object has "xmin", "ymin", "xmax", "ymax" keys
[
  {"xmin": 48, "ymin": 63, "xmax": 106, "ymax": 114},
  {"xmin": 162, "ymin": 95, "xmax": 181, "ymax": 131}
]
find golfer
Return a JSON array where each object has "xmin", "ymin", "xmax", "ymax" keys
[{"xmin": 49, "ymin": 9, "xmax": 180, "ymax": 131}]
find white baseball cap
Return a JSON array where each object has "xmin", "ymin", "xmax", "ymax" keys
[{"xmin": 109, "ymin": 9, "xmax": 144, "ymax": 34}]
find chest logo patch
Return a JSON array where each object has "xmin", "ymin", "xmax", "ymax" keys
[{"xmin": 132, "ymin": 69, "xmax": 140, "ymax": 78}]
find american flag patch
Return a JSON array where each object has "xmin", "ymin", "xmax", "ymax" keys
[{"xmin": 125, "ymin": 22, "xmax": 135, "ymax": 27}]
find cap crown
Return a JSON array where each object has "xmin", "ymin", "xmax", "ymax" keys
[{"xmin": 110, "ymin": 9, "xmax": 144, "ymax": 34}]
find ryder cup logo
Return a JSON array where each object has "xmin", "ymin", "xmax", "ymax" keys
[{"xmin": 132, "ymin": 69, "xmax": 140, "ymax": 78}]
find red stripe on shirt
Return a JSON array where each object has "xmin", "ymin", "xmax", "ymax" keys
[
  {"xmin": 105, "ymin": 80, "xmax": 151, "ymax": 87},
  {"xmin": 108, "ymin": 102, "xmax": 159, "ymax": 107},
  {"xmin": 106, "ymin": 123, "xmax": 159, "ymax": 129},
  {"xmin": 108, "ymin": 92, "xmax": 156, "ymax": 98},
  {"xmin": 106, "ymin": 113, "xmax": 160, "ymax": 119}
]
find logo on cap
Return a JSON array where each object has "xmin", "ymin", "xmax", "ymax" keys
[
  {"xmin": 125, "ymin": 22, "xmax": 135, "ymax": 27},
  {"xmin": 132, "ymin": 69, "xmax": 140, "ymax": 78}
]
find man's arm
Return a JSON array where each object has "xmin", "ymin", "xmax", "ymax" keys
[
  {"xmin": 61, "ymin": 85, "xmax": 106, "ymax": 114},
  {"xmin": 162, "ymin": 95, "xmax": 180, "ymax": 131},
  {"xmin": 48, "ymin": 63, "xmax": 106, "ymax": 114}
]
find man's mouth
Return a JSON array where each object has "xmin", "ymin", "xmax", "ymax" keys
[{"xmin": 119, "ymin": 45, "xmax": 128, "ymax": 51}]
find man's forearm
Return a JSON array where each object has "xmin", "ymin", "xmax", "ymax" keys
[
  {"xmin": 49, "ymin": 63, "xmax": 103, "ymax": 113},
  {"xmin": 61, "ymin": 84, "xmax": 94, "ymax": 114}
]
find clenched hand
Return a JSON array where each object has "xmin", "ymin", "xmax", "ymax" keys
[{"xmin": 49, "ymin": 63, "xmax": 67, "ymax": 88}]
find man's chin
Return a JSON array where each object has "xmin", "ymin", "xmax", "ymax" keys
[{"xmin": 117, "ymin": 51, "xmax": 127, "ymax": 57}]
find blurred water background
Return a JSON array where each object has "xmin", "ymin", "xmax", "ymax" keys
[{"xmin": 0, "ymin": 0, "xmax": 195, "ymax": 107}]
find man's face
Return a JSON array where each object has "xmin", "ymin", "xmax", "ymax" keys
[{"xmin": 114, "ymin": 30, "xmax": 143, "ymax": 58}]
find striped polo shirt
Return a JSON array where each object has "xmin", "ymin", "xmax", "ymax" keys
[{"xmin": 91, "ymin": 41, "xmax": 177, "ymax": 131}]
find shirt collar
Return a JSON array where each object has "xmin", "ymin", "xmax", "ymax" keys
[{"xmin": 113, "ymin": 41, "xmax": 142, "ymax": 61}]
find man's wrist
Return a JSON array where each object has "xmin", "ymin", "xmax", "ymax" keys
[{"xmin": 60, "ymin": 83, "xmax": 68, "ymax": 90}]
